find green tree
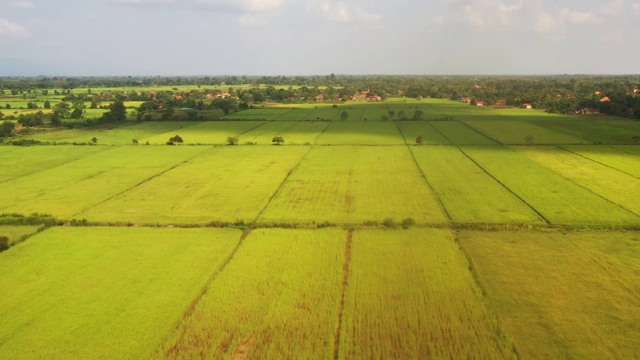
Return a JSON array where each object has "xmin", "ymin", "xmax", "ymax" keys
[
  {"xmin": 416, "ymin": 135, "xmax": 423, "ymax": 145},
  {"xmin": 91, "ymin": 137, "xmax": 98, "ymax": 145},
  {"xmin": 44, "ymin": 100, "xmax": 51, "ymax": 109},
  {"xmin": 1, "ymin": 121, "xmax": 15, "ymax": 137},
  {"xmin": 227, "ymin": 136, "xmax": 239, "ymax": 145},
  {"xmin": 272, "ymin": 136, "xmax": 284, "ymax": 145},
  {"xmin": 412, "ymin": 109, "xmax": 424, "ymax": 120},
  {"xmin": 340, "ymin": 110, "xmax": 349, "ymax": 121}
]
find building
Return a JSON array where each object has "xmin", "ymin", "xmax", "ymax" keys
[
  {"xmin": 600, "ymin": 96, "xmax": 611, "ymax": 102},
  {"xmin": 476, "ymin": 100, "xmax": 485, "ymax": 106},
  {"xmin": 522, "ymin": 103, "xmax": 532, "ymax": 109},
  {"xmin": 495, "ymin": 99, "xmax": 507, "ymax": 106},
  {"xmin": 460, "ymin": 97, "xmax": 471, "ymax": 104}
]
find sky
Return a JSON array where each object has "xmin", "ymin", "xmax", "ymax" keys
[{"xmin": 0, "ymin": 0, "xmax": 639, "ymax": 76}]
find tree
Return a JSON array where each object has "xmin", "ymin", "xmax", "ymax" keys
[
  {"xmin": 49, "ymin": 112, "xmax": 62, "ymax": 126},
  {"xmin": 132, "ymin": 139, "xmax": 139, "ymax": 145},
  {"xmin": 416, "ymin": 135, "xmax": 424, "ymax": 145},
  {"xmin": 169, "ymin": 135, "xmax": 183, "ymax": 143},
  {"xmin": 272, "ymin": 136, "xmax": 284, "ymax": 145},
  {"xmin": 227, "ymin": 136, "xmax": 239, "ymax": 145},
  {"xmin": 412, "ymin": 109, "xmax": 424, "ymax": 120},
  {"xmin": 0, "ymin": 235, "xmax": 9, "ymax": 252},
  {"xmin": 1, "ymin": 121, "xmax": 15, "ymax": 137},
  {"xmin": 91, "ymin": 137, "xmax": 98, "ymax": 145},
  {"xmin": 109, "ymin": 100, "xmax": 127, "ymax": 122},
  {"xmin": 44, "ymin": 100, "xmax": 51, "ymax": 109},
  {"xmin": 632, "ymin": 136, "xmax": 640, "ymax": 144},
  {"xmin": 524, "ymin": 135, "xmax": 534, "ymax": 145},
  {"xmin": 340, "ymin": 110, "xmax": 349, "ymax": 121},
  {"xmin": 388, "ymin": 110, "xmax": 395, "ymax": 119}
]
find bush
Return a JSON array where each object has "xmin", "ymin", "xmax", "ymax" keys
[
  {"xmin": 382, "ymin": 218, "xmax": 396, "ymax": 228},
  {"xmin": 0, "ymin": 236, "xmax": 9, "ymax": 251},
  {"xmin": 401, "ymin": 217, "xmax": 416, "ymax": 229},
  {"xmin": 169, "ymin": 135, "xmax": 183, "ymax": 143},
  {"xmin": 227, "ymin": 136, "xmax": 239, "ymax": 145}
]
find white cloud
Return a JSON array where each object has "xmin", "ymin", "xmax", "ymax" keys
[
  {"xmin": 534, "ymin": 12, "xmax": 557, "ymax": 33},
  {"xmin": 460, "ymin": 0, "xmax": 523, "ymax": 30},
  {"xmin": 8, "ymin": 1, "xmax": 34, "ymax": 9},
  {"xmin": 111, "ymin": 0, "xmax": 290, "ymax": 13},
  {"xmin": 238, "ymin": 14, "xmax": 268, "ymax": 25},
  {"xmin": 601, "ymin": 0, "xmax": 623, "ymax": 17},
  {"xmin": 633, "ymin": 3, "xmax": 640, "ymax": 16},
  {"xmin": 599, "ymin": 30, "xmax": 624, "ymax": 43},
  {"xmin": 559, "ymin": 8, "xmax": 603, "ymax": 26},
  {"xmin": 307, "ymin": 0, "xmax": 381, "ymax": 23},
  {"xmin": 0, "ymin": 18, "xmax": 29, "ymax": 43}
]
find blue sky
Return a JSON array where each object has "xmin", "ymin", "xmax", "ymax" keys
[{"xmin": 1, "ymin": 0, "xmax": 639, "ymax": 75}]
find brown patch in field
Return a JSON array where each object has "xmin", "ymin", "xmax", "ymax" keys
[{"xmin": 232, "ymin": 335, "xmax": 254, "ymax": 360}]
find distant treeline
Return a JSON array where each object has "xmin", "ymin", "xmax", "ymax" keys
[{"xmin": 1, "ymin": 74, "xmax": 639, "ymax": 118}]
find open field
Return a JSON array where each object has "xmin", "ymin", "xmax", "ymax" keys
[
  {"xmin": 0, "ymin": 225, "xmax": 40, "ymax": 245},
  {"xmin": 316, "ymin": 121, "xmax": 405, "ymax": 145},
  {"xmin": 0, "ymin": 146, "xmax": 210, "ymax": 219},
  {"xmin": 463, "ymin": 120, "xmax": 588, "ymax": 145},
  {"xmin": 461, "ymin": 146, "xmax": 640, "ymax": 225},
  {"xmin": 339, "ymin": 229, "xmax": 516, "ymax": 359},
  {"xmin": 79, "ymin": 146, "xmax": 310, "ymax": 224},
  {"xmin": 411, "ymin": 146, "xmax": 544, "ymax": 224},
  {"xmin": 258, "ymin": 146, "xmax": 448, "ymax": 224},
  {"xmin": 154, "ymin": 228, "xmax": 345, "ymax": 359},
  {"xmin": 459, "ymin": 230, "xmax": 640, "ymax": 360},
  {"xmin": 20, "ymin": 121, "xmax": 198, "ymax": 145},
  {"xmin": 513, "ymin": 145, "xmax": 640, "ymax": 216},
  {"xmin": 2, "ymin": 97, "xmax": 640, "ymax": 359},
  {"xmin": 0, "ymin": 226, "xmax": 241, "ymax": 360}
]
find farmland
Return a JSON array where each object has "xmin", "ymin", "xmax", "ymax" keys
[{"xmin": 1, "ymin": 96, "xmax": 640, "ymax": 359}]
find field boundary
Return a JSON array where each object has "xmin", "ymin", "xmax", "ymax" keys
[
  {"xmin": 407, "ymin": 146, "xmax": 453, "ymax": 221},
  {"xmin": 313, "ymin": 121, "xmax": 332, "ymax": 144},
  {"xmin": 252, "ymin": 146, "xmax": 314, "ymax": 222},
  {"xmin": 513, "ymin": 146, "xmax": 640, "ymax": 218},
  {"xmin": 155, "ymin": 229, "xmax": 252, "ymax": 358},
  {"xmin": 559, "ymin": 145, "xmax": 640, "ymax": 181},
  {"xmin": 70, "ymin": 147, "xmax": 212, "ymax": 218},
  {"xmin": 333, "ymin": 229, "xmax": 353, "ymax": 360},
  {"xmin": 457, "ymin": 120, "xmax": 504, "ymax": 145},
  {"xmin": 457, "ymin": 147, "xmax": 551, "ymax": 225},
  {"xmin": 454, "ymin": 231, "xmax": 522, "ymax": 360}
]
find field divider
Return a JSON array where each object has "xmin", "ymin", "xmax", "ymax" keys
[
  {"xmin": 457, "ymin": 147, "xmax": 552, "ymax": 225},
  {"xmin": 513, "ymin": 145, "xmax": 640, "ymax": 218},
  {"xmin": 252, "ymin": 146, "xmax": 314, "ymax": 223},
  {"xmin": 156, "ymin": 229, "xmax": 252, "ymax": 358},
  {"xmin": 333, "ymin": 229, "xmax": 353, "ymax": 360},
  {"xmin": 70, "ymin": 147, "xmax": 212, "ymax": 218},
  {"xmin": 407, "ymin": 146, "xmax": 453, "ymax": 222},
  {"xmin": 457, "ymin": 120, "xmax": 504, "ymax": 145},
  {"xmin": 313, "ymin": 121, "xmax": 332, "ymax": 145},
  {"xmin": 559, "ymin": 145, "xmax": 640, "ymax": 181},
  {"xmin": 235, "ymin": 121, "xmax": 268, "ymax": 137},
  {"xmin": 453, "ymin": 231, "xmax": 522, "ymax": 360}
]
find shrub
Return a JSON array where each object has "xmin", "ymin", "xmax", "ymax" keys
[
  {"xmin": 0, "ymin": 236, "xmax": 9, "ymax": 251},
  {"xmin": 169, "ymin": 135, "xmax": 183, "ymax": 143},
  {"xmin": 401, "ymin": 217, "xmax": 416, "ymax": 229},
  {"xmin": 227, "ymin": 136, "xmax": 239, "ymax": 145},
  {"xmin": 272, "ymin": 136, "xmax": 284, "ymax": 145},
  {"xmin": 382, "ymin": 218, "xmax": 396, "ymax": 228}
]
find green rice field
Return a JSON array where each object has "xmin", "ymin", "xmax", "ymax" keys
[{"xmin": 1, "ymin": 98, "xmax": 640, "ymax": 359}]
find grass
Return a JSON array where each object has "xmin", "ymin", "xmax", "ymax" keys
[
  {"xmin": 154, "ymin": 228, "xmax": 346, "ymax": 359},
  {"xmin": 533, "ymin": 119, "xmax": 640, "ymax": 144},
  {"xmin": 0, "ymin": 145, "xmax": 108, "ymax": 183},
  {"xmin": 19, "ymin": 121, "xmax": 198, "ymax": 145},
  {"xmin": 0, "ymin": 225, "xmax": 40, "ymax": 245},
  {"xmin": 458, "ymin": 230, "xmax": 640, "ymax": 360},
  {"xmin": 316, "ymin": 121, "xmax": 405, "ymax": 145},
  {"xmin": 411, "ymin": 146, "xmax": 544, "ymax": 224},
  {"xmin": 430, "ymin": 121, "xmax": 499, "ymax": 145},
  {"xmin": 0, "ymin": 146, "xmax": 210, "ymax": 219},
  {"xmin": 339, "ymin": 228, "xmax": 516, "ymax": 359},
  {"xmin": 0, "ymin": 226, "xmax": 241, "ymax": 360},
  {"xmin": 258, "ymin": 146, "xmax": 448, "ymax": 224},
  {"xmin": 513, "ymin": 145, "xmax": 640, "ymax": 217},
  {"xmin": 461, "ymin": 146, "xmax": 640, "ymax": 225},
  {"xmin": 462, "ymin": 120, "xmax": 588, "ymax": 145},
  {"xmin": 79, "ymin": 146, "xmax": 310, "ymax": 224},
  {"xmin": 561, "ymin": 145, "xmax": 640, "ymax": 178},
  {"xmin": 395, "ymin": 121, "xmax": 451, "ymax": 145},
  {"xmin": 141, "ymin": 121, "xmax": 265, "ymax": 145}
]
